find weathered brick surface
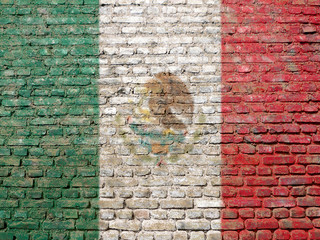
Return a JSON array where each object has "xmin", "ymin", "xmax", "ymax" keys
[
  {"xmin": 0, "ymin": 0, "xmax": 100, "ymax": 239},
  {"xmin": 1, "ymin": 0, "xmax": 320, "ymax": 238},
  {"xmin": 99, "ymin": 0, "xmax": 222, "ymax": 238},
  {"xmin": 221, "ymin": 0, "xmax": 320, "ymax": 238}
]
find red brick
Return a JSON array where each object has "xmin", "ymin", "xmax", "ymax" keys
[
  {"xmin": 257, "ymin": 188, "xmax": 272, "ymax": 197},
  {"xmin": 221, "ymin": 219, "xmax": 244, "ymax": 230},
  {"xmin": 297, "ymin": 197, "xmax": 320, "ymax": 207},
  {"xmin": 223, "ymin": 231, "xmax": 239, "ymax": 240},
  {"xmin": 295, "ymin": 114, "xmax": 320, "ymax": 123},
  {"xmin": 313, "ymin": 135, "xmax": 320, "ymax": 143},
  {"xmin": 239, "ymin": 188, "xmax": 254, "ymax": 197},
  {"xmin": 251, "ymin": 104, "xmax": 266, "ymax": 112},
  {"xmin": 268, "ymin": 45, "xmax": 283, "ymax": 53},
  {"xmin": 286, "ymin": 104, "xmax": 303, "ymax": 112},
  {"xmin": 255, "ymin": 208, "xmax": 272, "ymax": 219},
  {"xmin": 279, "ymin": 218, "xmax": 313, "ymax": 229},
  {"xmin": 288, "ymin": 7, "xmax": 302, "ymax": 14},
  {"xmin": 289, "ymin": 165, "xmax": 305, "ymax": 174},
  {"xmin": 269, "ymin": 125, "xmax": 284, "ymax": 134},
  {"xmin": 257, "ymin": 167, "xmax": 272, "ymax": 176},
  {"xmin": 234, "ymin": 104, "xmax": 250, "ymax": 113},
  {"xmin": 283, "ymin": 124, "xmax": 300, "ymax": 133},
  {"xmin": 256, "ymin": 230, "xmax": 272, "ymax": 240},
  {"xmin": 264, "ymin": 198, "xmax": 296, "ymax": 208},
  {"xmin": 225, "ymin": 115, "xmax": 258, "ymax": 124},
  {"xmin": 233, "ymin": 136, "xmax": 244, "ymax": 143},
  {"xmin": 309, "ymin": 0, "xmax": 320, "ymax": 5},
  {"xmin": 252, "ymin": 126, "xmax": 268, "ymax": 134},
  {"xmin": 292, "ymin": 186, "xmax": 306, "ymax": 196},
  {"xmin": 307, "ymin": 186, "xmax": 320, "ymax": 196},
  {"xmin": 227, "ymin": 155, "xmax": 260, "ymax": 165},
  {"xmin": 291, "ymin": 230, "xmax": 308, "ymax": 240},
  {"xmin": 222, "ymin": 187, "xmax": 237, "ymax": 197},
  {"xmin": 223, "ymin": 177, "xmax": 243, "ymax": 187},
  {"xmin": 279, "ymin": 176, "xmax": 313, "ymax": 186},
  {"xmin": 245, "ymin": 218, "xmax": 278, "ymax": 230},
  {"xmin": 221, "ymin": 135, "xmax": 237, "ymax": 144},
  {"xmin": 274, "ymin": 229, "xmax": 290, "ymax": 240},
  {"xmin": 314, "ymin": 177, "xmax": 320, "ymax": 184},
  {"xmin": 258, "ymin": 146, "xmax": 273, "ymax": 154},
  {"xmin": 309, "ymin": 145, "xmax": 320, "ymax": 154},
  {"xmin": 222, "ymin": 209, "xmax": 238, "ymax": 219},
  {"xmin": 237, "ymin": 126, "xmax": 250, "ymax": 134},
  {"xmin": 222, "ymin": 26, "xmax": 237, "ymax": 34},
  {"xmin": 302, "ymin": 65, "xmax": 317, "ymax": 73},
  {"xmin": 239, "ymin": 230, "xmax": 255, "ymax": 240},
  {"xmin": 302, "ymin": 6, "xmax": 319, "ymax": 14},
  {"xmin": 263, "ymin": 156, "xmax": 294, "ymax": 165},
  {"xmin": 291, "ymin": 145, "xmax": 307, "ymax": 154},
  {"xmin": 298, "ymin": 156, "xmax": 320, "ymax": 164},
  {"xmin": 222, "ymin": 145, "xmax": 239, "ymax": 155},
  {"xmin": 273, "ymin": 187, "xmax": 289, "ymax": 197},
  {"xmin": 261, "ymin": 115, "xmax": 292, "ymax": 123},
  {"xmin": 307, "ymin": 165, "xmax": 320, "ymax": 175},
  {"xmin": 306, "ymin": 207, "xmax": 320, "ymax": 217},
  {"xmin": 291, "ymin": 74, "xmax": 319, "ymax": 81},
  {"xmin": 239, "ymin": 144, "xmax": 256, "ymax": 154},
  {"xmin": 247, "ymin": 177, "xmax": 277, "ymax": 186},
  {"xmin": 221, "ymin": 125, "xmax": 235, "ymax": 134},
  {"xmin": 268, "ymin": 104, "xmax": 284, "ymax": 113},
  {"xmin": 237, "ymin": 65, "xmax": 252, "ymax": 73},
  {"xmin": 313, "ymin": 219, "xmax": 320, "ymax": 228},
  {"xmin": 290, "ymin": 207, "xmax": 305, "ymax": 218},
  {"xmin": 241, "ymin": 166, "xmax": 256, "ymax": 175},
  {"xmin": 244, "ymin": 135, "xmax": 277, "ymax": 144},
  {"xmin": 278, "ymin": 135, "xmax": 312, "ymax": 144},
  {"xmin": 245, "ymin": 55, "xmax": 277, "ymax": 63},
  {"xmin": 221, "ymin": 105, "xmax": 232, "ymax": 112},
  {"xmin": 281, "ymin": 56, "xmax": 309, "ymax": 63},
  {"xmin": 261, "ymin": 74, "xmax": 291, "ymax": 82},
  {"xmin": 284, "ymin": 85, "xmax": 299, "ymax": 93},
  {"xmin": 222, "ymin": 167, "xmax": 238, "ymax": 176},
  {"xmin": 309, "ymin": 229, "xmax": 320, "ymax": 240},
  {"xmin": 278, "ymin": 94, "xmax": 309, "ymax": 102},
  {"xmin": 274, "ymin": 166, "xmax": 289, "ymax": 175},
  {"xmin": 239, "ymin": 208, "xmax": 254, "ymax": 218},
  {"xmin": 223, "ymin": 95, "xmax": 242, "ymax": 103},
  {"xmin": 275, "ymin": 145, "xmax": 290, "ymax": 153},
  {"xmin": 273, "ymin": 208, "xmax": 290, "ymax": 219},
  {"xmin": 304, "ymin": 105, "xmax": 318, "ymax": 113},
  {"xmin": 301, "ymin": 125, "xmax": 317, "ymax": 133}
]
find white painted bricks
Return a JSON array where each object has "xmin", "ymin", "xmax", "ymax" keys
[{"xmin": 99, "ymin": 0, "xmax": 222, "ymax": 238}]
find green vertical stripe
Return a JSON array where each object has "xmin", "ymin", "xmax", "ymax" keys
[{"xmin": 0, "ymin": 0, "xmax": 99, "ymax": 239}]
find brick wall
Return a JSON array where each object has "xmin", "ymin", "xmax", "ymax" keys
[
  {"xmin": 1, "ymin": 0, "xmax": 320, "ymax": 239},
  {"xmin": 221, "ymin": 0, "xmax": 320, "ymax": 239},
  {"xmin": 99, "ymin": 1, "xmax": 222, "ymax": 239},
  {"xmin": 0, "ymin": 0, "xmax": 100, "ymax": 239}
]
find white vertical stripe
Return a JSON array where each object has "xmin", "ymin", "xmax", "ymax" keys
[{"xmin": 99, "ymin": 0, "xmax": 221, "ymax": 239}]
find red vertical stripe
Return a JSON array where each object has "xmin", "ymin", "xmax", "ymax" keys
[{"xmin": 221, "ymin": 0, "xmax": 320, "ymax": 239}]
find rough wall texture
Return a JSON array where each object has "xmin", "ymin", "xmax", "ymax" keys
[
  {"xmin": 221, "ymin": 0, "xmax": 320, "ymax": 239},
  {"xmin": 99, "ymin": 0, "xmax": 222, "ymax": 239},
  {"xmin": 0, "ymin": 0, "xmax": 100, "ymax": 239},
  {"xmin": 1, "ymin": 0, "xmax": 320, "ymax": 239}
]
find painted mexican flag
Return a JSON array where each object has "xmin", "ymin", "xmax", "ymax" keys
[{"xmin": 1, "ymin": 0, "xmax": 320, "ymax": 239}]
